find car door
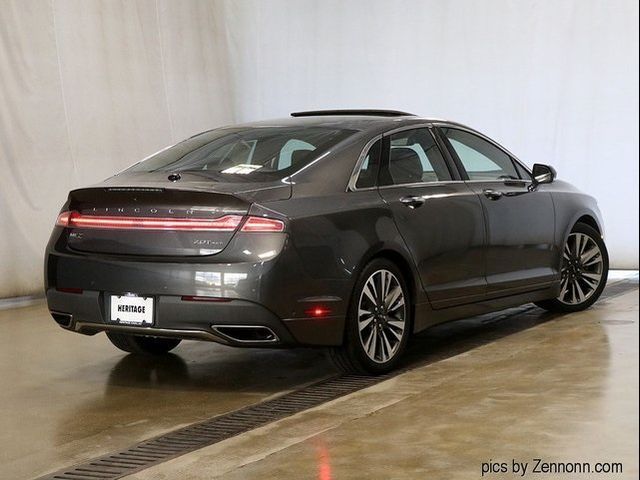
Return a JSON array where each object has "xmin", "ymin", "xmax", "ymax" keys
[
  {"xmin": 376, "ymin": 126, "xmax": 487, "ymax": 308},
  {"xmin": 437, "ymin": 126, "xmax": 557, "ymax": 295}
]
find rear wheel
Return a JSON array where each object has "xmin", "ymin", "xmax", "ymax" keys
[
  {"xmin": 535, "ymin": 223, "xmax": 608, "ymax": 313},
  {"xmin": 106, "ymin": 332, "xmax": 181, "ymax": 355},
  {"xmin": 330, "ymin": 259, "xmax": 411, "ymax": 375}
]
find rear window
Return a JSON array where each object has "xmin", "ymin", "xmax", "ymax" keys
[{"xmin": 125, "ymin": 126, "xmax": 355, "ymax": 181}]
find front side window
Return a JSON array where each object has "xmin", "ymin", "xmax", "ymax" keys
[
  {"xmin": 126, "ymin": 126, "xmax": 355, "ymax": 182},
  {"xmin": 441, "ymin": 128, "xmax": 518, "ymax": 181},
  {"xmin": 381, "ymin": 128, "xmax": 452, "ymax": 185}
]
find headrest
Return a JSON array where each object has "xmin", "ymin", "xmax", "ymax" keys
[
  {"xmin": 290, "ymin": 149, "xmax": 310, "ymax": 167},
  {"xmin": 389, "ymin": 147, "xmax": 423, "ymax": 184}
]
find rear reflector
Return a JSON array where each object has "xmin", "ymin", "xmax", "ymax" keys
[
  {"xmin": 304, "ymin": 306, "xmax": 332, "ymax": 317},
  {"xmin": 240, "ymin": 216, "xmax": 285, "ymax": 233},
  {"xmin": 56, "ymin": 212, "xmax": 243, "ymax": 231}
]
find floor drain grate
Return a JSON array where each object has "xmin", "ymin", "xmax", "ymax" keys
[
  {"xmin": 38, "ymin": 374, "xmax": 383, "ymax": 480},
  {"xmin": 37, "ymin": 279, "xmax": 637, "ymax": 480}
]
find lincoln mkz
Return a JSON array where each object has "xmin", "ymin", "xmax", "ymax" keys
[{"xmin": 45, "ymin": 110, "xmax": 609, "ymax": 373}]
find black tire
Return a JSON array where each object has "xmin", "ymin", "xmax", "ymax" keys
[
  {"xmin": 330, "ymin": 258, "xmax": 411, "ymax": 375},
  {"xmin": 106, "ymin": 332, "xmax": 181, "ymax": 355},
  {"xmin": 535, "ymin": 222, "xmax": 609, "ymax": 313}
]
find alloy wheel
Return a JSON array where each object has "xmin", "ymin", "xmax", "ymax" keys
[
  {"xmin": 558, "ymin": 232, "xmax": 604, "ymax": 305},
  {"xmin": 357, "ymin": 269, "xmax": 406, "ymax": 363}
]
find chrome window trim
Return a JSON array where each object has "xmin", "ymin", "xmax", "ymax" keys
[
  {"xmin": 356, "ymin": 177, "xmax": 531, "ymax": 192},
  {"xmin": 374, "ymin": 179, "xmax": 533, "ymax": 191},
  {"xmin": 376, "ymin": 180, "xmax": 466, "ymax": 190},
  {"xmin": 348, "ymin": 121, "xmax": 533, "ymax": 192},
  {"xmin": 381, "ymin": 122, "xmax": 436, "ymax": 137},
  {"xmin": 465, "ymin": 179, "xmax": 532, "ymax": 184}
]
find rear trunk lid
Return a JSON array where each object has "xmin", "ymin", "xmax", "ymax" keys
[{"xmin": 64, "ymin": 172, "xmax": 290, "ymax": 257}]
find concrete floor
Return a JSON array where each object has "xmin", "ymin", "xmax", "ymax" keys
[
  {"xmin": 1, "ymin": 274, "xmax": 637, "ymax": 479},
  {"xmin": 0, "ymin": 310, "xmax": 336, "ymax": 478}
]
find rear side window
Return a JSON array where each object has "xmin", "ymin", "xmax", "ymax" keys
[
  {"xmin": 126, "ymin": 126, "xmax": 355, "ymax": 181},
  {"xmin": 355, "ymin": 139, "xmax": 382, "ymax": 189},
  {"xmin": 381, "ymin": 128, "xmax": 452, "ymax": 185},
  {"xmin": 441, "ymin": 128, "xmax": 518, "ymax": 181}
]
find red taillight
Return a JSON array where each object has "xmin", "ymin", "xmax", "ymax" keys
[
  {"xmin": 55, "ymin": 212, "xmax": 243, "ymax": 231},
  {"xmin": 241, "ymin": 216, "xmax": 285, "ymax": 233},
  {"xmin": 56, "ymin": 211, "xmax": 71, "ymax": 227},
  {"xmin": 55, "ymin": 211, "xmax": 285, "ymax": 233},
  {"xmin": 304, "ymin": 306, "xmax": 332, "ymax": 318}
]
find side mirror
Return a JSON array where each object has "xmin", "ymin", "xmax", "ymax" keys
[{"xmin": 532, "ymin": 163, "xmax": 556, "ymax": 185}]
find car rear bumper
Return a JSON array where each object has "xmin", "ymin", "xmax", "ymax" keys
[
  {"xmin": 45, "ymin": 227, "xmax": 351, "ymax": 347},
  {"xmin": 46, "ymin": 288, "xmax": 345, "ymax": 347},
  {"xmin": 47, "ymin": 287, "xmax": 301, "ymax": 346}
]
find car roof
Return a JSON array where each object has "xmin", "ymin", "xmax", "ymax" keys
[{"xmin": 224, "ymin": 114, "xmax": 463, "ymax": 135}]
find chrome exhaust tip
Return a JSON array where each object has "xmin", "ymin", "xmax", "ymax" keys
[{"xmin": 211, "ymin": 325, "xmax": 279, "ymax": 343}]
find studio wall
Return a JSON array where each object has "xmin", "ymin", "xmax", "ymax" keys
[
  {"xmin": 0, "ymin": 0, "xmax": 233, "ymax": 297},
  {"xmin": 221, "ymin": 0, "xmax": 639, "ymax": 268},
  {"xmin": 0, "ymin": 0, "xmax": 637, "ymax": 299}
]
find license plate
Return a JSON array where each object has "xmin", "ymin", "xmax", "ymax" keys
[{"xmin": 110, "ymin": 294, "xmax": 154, "ymax": 325}]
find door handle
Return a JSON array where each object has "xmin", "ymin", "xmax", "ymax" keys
[
  {"xmin": 483, "ymin": 189, "xmax": 503, "ymax": 200},
  {"xmin": 400, "ymin": 196, "xmax": 425, "ymax": 209}
]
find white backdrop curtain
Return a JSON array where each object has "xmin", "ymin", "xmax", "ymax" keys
[
  {"xmin": 221, "ymin": 0, "xmax": 639, "ymax": 268},
  {"xmin": 0, "ymin": 0, "xmax": 233, "ymax": 297},
  {"xmin": 0, "ymin": 0, "xmax": 637, "ymax": 298}
]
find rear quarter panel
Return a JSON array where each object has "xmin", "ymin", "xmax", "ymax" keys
[{"xmin": 265, "ymin": 190, "xmax": 424, "ymax": 317}]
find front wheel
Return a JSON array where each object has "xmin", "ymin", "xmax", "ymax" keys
[
  {"xmin": 106, "ymin": 332, "xmax": 181, "ymax": 355},
  {"xmin": 536, "ymin": 223, "xmax": 609, "ymax": 313},
  {"xmin": 330, "ymin": 259, "xmax": 411, "ymax": 375}
]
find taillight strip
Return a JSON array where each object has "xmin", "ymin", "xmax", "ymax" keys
[
  {"xmin": 57, "ymin": 212, "xmax": 243, "ymax": 231},
  {"xmin": 56, "ymin": 211, "xmax": 287, "ymax": 233},
  {"xmin": 240, "ymin": 216, "xmax": 285, "ymax": 232}
]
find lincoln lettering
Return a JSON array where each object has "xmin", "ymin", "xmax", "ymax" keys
[{"xmin": 117, "ymin": 304, "xmax": 145, "ymax": 313}]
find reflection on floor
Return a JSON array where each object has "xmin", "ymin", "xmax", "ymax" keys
[
  {"xmin": 1, "ymin": 274, "xmax": 637, "ymax": 480},
  {"xmin": 0, "ymin": 308, "xmax": 335, "ymax": 479}
]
